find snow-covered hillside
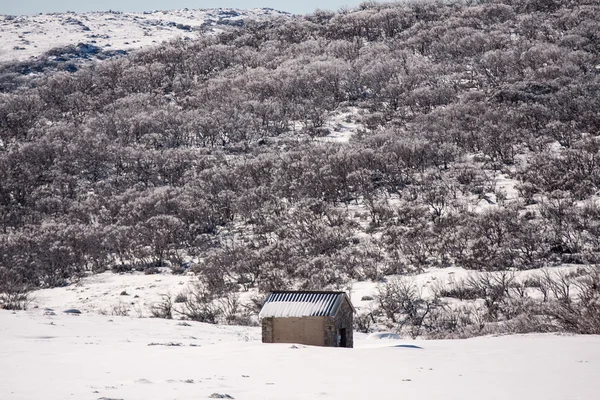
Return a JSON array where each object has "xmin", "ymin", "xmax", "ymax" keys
[
  {"xmin": 1, "ymin": 309, "xmax": 599, "ymax": 400},
  {"xmin": 0, "ymin": 8, "xmax": 289, "ymax": 63}
]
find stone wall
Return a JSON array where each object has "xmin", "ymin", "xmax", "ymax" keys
[
  {"xmin": 324, "ymin": 317, "xmax": 337, "ymax": 346},
  {"xmin": 323, "ymin": 299, "xmax": 354, "ymax": 348},
  {"xmin": 334, "ymin": 298, "xmax": 354, "ymax": 348},
  {"xmin": 262, "ymin": 317, "xmax": 274, "ymax": 343},
  {"xmin": 272, "ymin": 317, "xmax": 325, "ymax": 346}
]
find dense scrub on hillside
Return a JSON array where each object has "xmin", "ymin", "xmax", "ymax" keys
[{"xmin": 1, "ymin": 0, "xmax": 600, "ymax": 330}]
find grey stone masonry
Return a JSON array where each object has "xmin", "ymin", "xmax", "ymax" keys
[
  {"xmin": 324, "ymin": 317, "xmax": 337, "ymax": 346},
  {"xmin": 334, "ymin": 298, "xmax": 354, "ymax": 348},
  {"xmin": 262, "ymin": 317, "xmax": 274, "ymax": 343}
]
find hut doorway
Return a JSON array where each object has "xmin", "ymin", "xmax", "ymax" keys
[{"xmin": 339, "ymin": 328, "xmax": 347, "ymax": 347}]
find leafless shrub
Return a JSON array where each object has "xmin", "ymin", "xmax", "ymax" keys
[
  {"xmin": 433, "ymin": 278, "xmax": 484, "ymax": 300},
  {"xmin": 246, "ymin": 293, "xmax": 266, "ymax": 315},
  {"xmin": 465, "ymin": 271, "xmax": 517, "ymax": 321},
  {"xmin": 525, "ymin": 275, "xmax": 550, "ymax": 301},
  {"xmin": 501, "ymin": 309, "xmax": 556, "ymax": 334},
  {"xmin": 177, "ymin": 282, "xmax": 221, "ymax": 323},
  {"xmin": 109, "ymin": 301, "xmax": 130, "ymax": 317},
  {"xmin": 132, "ymin": 303, "xmax": 145, "ymax": 318},
  {"xmin": 0, "ymin": 272, "xmax": 33, "ymax": 311},
  {"xmin": 376, "ymin": 277, "xmax": 440, "ymax": 338},
  {"xmin": 0, "ymin": 290, "xmax": 32, "ymax": 311},
  {"xmin": 354, "ymin": 305, "xmax": 376, "ymax": 333},
  {"xmin": 371, "ymin": 267, "xmax": 600, "ymax": 338},
  {"xmin": 510, "ymin": 281, "xmax": 528, "ymax": 298},
  {"xmin": 217, "ymin": 293, "xmax": 241, "ymax": 324},
  {"xmin": 542, "ymin": 269, "xmax": 572, "ymax": 303},
  {"xmin": 573, "ymin": 267, "xmax": 600, "ymax": 303},
  {"xmin": 151, "ymin": 293, "xmax": 173, "ymax": 319},
  {"xmin": 216, "ymin": 293, "xmax": 256, "ymax": 326},
  {"xmin": 425, "ymin": 304, "xmax": 486, "ymax": 339},
  {"xmin": 174, "ymin": 292, "xmax": 187, "ymax": 303},
  {"xmin": 544, "ymin": 266, "xmax": 600, "ymax": 334}
]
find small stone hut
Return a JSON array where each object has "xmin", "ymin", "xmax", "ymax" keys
[{"xmin": 259, "ymin": 290, "xmax": 354, "ymax": 348}]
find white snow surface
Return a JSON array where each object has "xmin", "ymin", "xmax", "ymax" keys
[
  {"xmin": 4, "ymin": 268, "xmax": 599, "ymax": 399},
  {"xmin": 2, "ymin": 309, "xmax": 599, "ymax": 400},
  {"xmin": 0, "ymin": 8, "xmax": 289, "ymax": 63},
  {"xmin": 30, "ymin": 270, "xmax": 197, "ymax": 317}
]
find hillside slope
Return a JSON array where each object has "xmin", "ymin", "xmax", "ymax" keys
[{"xmin": 1, "ymin": 0, "xmax": 600, "ymax": 337}]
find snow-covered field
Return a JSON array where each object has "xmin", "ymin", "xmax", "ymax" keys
[
  {"xmin": 0, "ymin": 8, "xmax": 289, "ymax": 63},
  {"xmin": 1, "ymin": 309, "xmax": 599, "ymax": 400},
  {"xmin": 1, "ymin": 269, "xmax": 598, "ymax": 399},
  {"xmin": 30, "ymin": 271, "xmax": 197, "ymax": 317}
]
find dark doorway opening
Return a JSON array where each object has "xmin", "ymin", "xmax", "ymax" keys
[{"xmin": 339, "ymin": 328, "xmax": 347, "ymax": 347}]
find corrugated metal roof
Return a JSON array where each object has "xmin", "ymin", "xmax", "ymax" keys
[{"xmin": 259, "ymin": 291, "xmax": 349, "ymax": 318}]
